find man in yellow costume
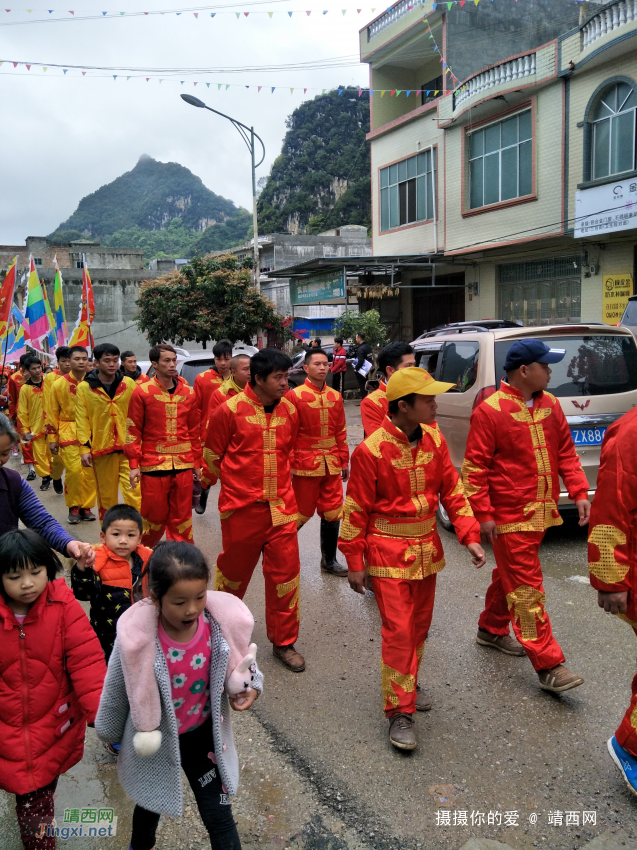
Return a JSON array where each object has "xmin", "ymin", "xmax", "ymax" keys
[
  {"xmin": 48, "ymin": 345, "xmax": 97, "ymax": 525},
  {"xmin": 17, "ymin": 356, "xmax": 51, "ymax": 490},
  {"xmin": 43, "ymin": 345, "xmax": 71, "ymax": 495},
  {"xmin": 76, "ymin": 343, "xmax": 141, "ymax": 519}
]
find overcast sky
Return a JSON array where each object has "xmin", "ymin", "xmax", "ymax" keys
[{"xmin": 0, "ymin": 1, "xmax": 371, "ymax": 244}]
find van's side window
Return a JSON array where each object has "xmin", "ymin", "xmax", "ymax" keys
[
  {"xmin": 416, "ymin": 347, "xmax": 443, "ymax": 376},
  {"xmin": 439, "ymin": 341, "xmax": 480, "ymax": 392}
]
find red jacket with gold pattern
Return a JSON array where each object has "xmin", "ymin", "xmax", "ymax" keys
[
  {"xmin": 588, "ymin": 407, "xmax": 637, "ymax": 616},
  {"xmin": 124, "ymin": 376, "xmax": 202, "ymax": 473},
  {"xmin": 203, "ymin": 383, "xmax": 299, "ymax": 526},
  {"xmin": 462, "ymin": 380, "xmax": 589, "ymax": 533},
  {"xmin": 194, "ymin": 368, "xmax": 224, "ymax": 442},
  {"xmin": 285, "ymin": 378, "xmax": 348, "ymax": 477},
  {"xmin": 360, "ymin": 380, "xmax": 387, "ymax": 436},
  {"xmin": 8, "ymin": 371, "xmax": 26, "ymax": 420},
  {"xmin": 339, "ymin": 418, "xmax": 480, "ymax": 575}
]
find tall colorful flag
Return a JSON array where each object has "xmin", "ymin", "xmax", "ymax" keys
[
  {"xmin": 41, "ymin": 272, "xmax": 57, "ymax": 351},
  {"xmin": 68, "ymin": 256, "xmax": 95, "ymax": 351},
  {"xmin": 53, "ymin": 255, "xmax": 68, "ymax": 347},
  {"xmin": 2, "ymin": 304, "xmax": 27, "ymax": 359},
  {"xmin": 24, "ymin": 255, "xmax": 51, "ymax": 343},
  {"xmin": 0, "ymin": 256, "xmax": 17, "ymax": 345}
]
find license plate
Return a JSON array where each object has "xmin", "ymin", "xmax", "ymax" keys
[{"xmin": 570, "ymin": 426, "xmax": 607, "ymax": 446}]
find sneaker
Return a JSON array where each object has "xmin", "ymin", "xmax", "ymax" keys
[
  {"xmin": 415, "ymin": 684, "xmax": 432, "ymax": 712},
  {"xmin": 388, "ymin": 713, "xmax": 417, "ymax": 751},
  {"xmin": 476, "ymin": 628, "xmax": 525, "ymax": 657},
  {"xmin": 26, "ymin": 469, "xmax": 36, "ymax": 481},
  {"xmin": 538, "ymin": 664, "xmax": 584, "ymax": 693},
  {"xmin": 608, "ymin": 736, "xmax": 637, "ymax": 797},
  {"xmin": 68, "ymin": 507, "xmax": 81, "ymax": 525},
  {"xmin": 104, "ymin": 742, "xmax": 120, "ymax": 756},
  {"xmin": 272, "ymin": 644, "xmax": 305, "ymax": 672},
  {"xmin": 79, "ymin": 508, "xmax": 97, "ymax": 522},
  {"xmin": 53, "ymin": 478, "xmax": 64, "ymax": 495},
  {"xmin": 195, "ymin": 487, "xmax": 209, "ymax": 516},
  {"xmin": 39, "ymin": 476, "xmax": 51, "ymax": 491}
]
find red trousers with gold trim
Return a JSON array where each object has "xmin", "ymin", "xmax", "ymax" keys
[
  {"xmin": 615, "ymin": 595, "xmax": 637, "ymax": 757},
  {"xmin": 20, "ymin": 437, "xmax": 34, "ymax": 465},
  {"xmin": 215, "ymin": 503, "xmax": 300, "ymax": 647},
  {"xmin": 140, "ymin": 469, "xmax": 194, "ymax": 548},
  {"xmin": 478, "ymin": 530, "xmax": 565, "ymax": 672},
  {"xmin": 371, "ymin": 573, "xmax": 437, "ymax": 717},
  {"xmin": 293, "ymin": 473, "xmax": 343, "ymax": 525}
]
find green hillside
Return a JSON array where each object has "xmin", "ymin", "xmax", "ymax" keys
[
  {"xmin": 48, "ymin": 155, "xmax": 252, "ymax": 258},
  {"xmin": 257, "ymin": 89, "xmax": 371, "ymax": 235}
]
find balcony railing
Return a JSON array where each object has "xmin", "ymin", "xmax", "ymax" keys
[
  {"xmin": 367, "ymin": 0, "xmax": 420, "ymax": 40},
  {"xmin": 582, "ymin": 0, "xmax": 637, "ymax": 49},
  {"xmin": 453, "ymin": 53, "xmax": 536, "ymax": 110}
]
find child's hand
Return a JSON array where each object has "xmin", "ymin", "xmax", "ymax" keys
[
  {"xmin": 229, "ymin": 688, "xmax": 258, "ymax": 712},
  {"xmin": 70, "ymin": 541, "xmax": 95, "ymax": 570}
]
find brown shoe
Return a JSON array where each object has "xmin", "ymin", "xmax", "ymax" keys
[
  {"xmin": 415, "ymin": 684, "xmax": 432, "ymax": 712},
  {"xmin": 538, "ymin": 664, "xmax": 584, "ymax": 693},
  {"xmin": 272, "ymin": 644, "xmax": 305, "ymax": 673},
  {"xmin": 388, "ymin": 713, "xmax": 417, "ymax": 751},
  {"xmin": 476, "ymin": 628, "xmax": 525, "ymax": 656}
]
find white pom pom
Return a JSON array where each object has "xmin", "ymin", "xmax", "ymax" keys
[{"xmin": 133, "ymin": 730, "xmax": 162, "ymax": 757}]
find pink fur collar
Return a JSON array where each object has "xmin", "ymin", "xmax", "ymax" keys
[{"xmin": 116, "ymin": 591, "xmax": 254, "ymax": 733}]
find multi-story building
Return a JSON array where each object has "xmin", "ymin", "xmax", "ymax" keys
[{"xmin": 361, "ymin": 0, "xmax": 637, "ymax": 337}]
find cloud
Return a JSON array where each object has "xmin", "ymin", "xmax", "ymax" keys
[{"xmin": 0, "ymin": 2, "xmax": 369, "ymax": 243}]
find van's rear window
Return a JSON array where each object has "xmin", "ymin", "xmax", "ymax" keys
[{"xmin": 494, "ymin": 336, "xmax": 637, "ymax": 396}]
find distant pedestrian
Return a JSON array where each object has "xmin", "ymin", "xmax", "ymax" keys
[
  {"xmin": 330, "ymin": 337, "xmax": 347, "ymax": 395},
  {"xmin": 120, "ymin": 350, "xmax": 150, "ymax": 386},
  {"xmin": 310, "ymin": 338, "xmax": 322, "ymax": 349},
  {"xmin": 96, "ymin": 541, "xmax": 262, "ymax": 850},
  {"xmin": 354, "ymin": 332, "xmax": 373, "ymax": 399},
  {"xmin": 0, "ymin": 529, "xmax": 106, "ymax": 850},
  {"xmin": 587, "ymin": 406, "xmax": 637, "ymax": 796},
  {"xmin": 462, "ymin": 339, "xmax": 590, "ymax": 693}
]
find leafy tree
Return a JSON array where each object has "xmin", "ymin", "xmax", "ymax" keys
[
  {"xmin": 257, "ymin": 89, "xmax": 371, "ymax": 235},
  {"xmin": 332, "ymin": 309, "xmax": 388, "ymax": 349},
  {"xmin": 135, "ymin": 254, "xmax": 293, "ymax": 347}
]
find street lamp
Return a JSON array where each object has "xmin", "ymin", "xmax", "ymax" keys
[{"xmin": 180, "ymin": 93, "xmax": 266, "ymax": 295}]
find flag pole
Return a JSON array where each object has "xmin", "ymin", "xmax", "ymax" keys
[
  {"xmin": 0, "ymin": 257, "xmax": 17, "ymax": 381},
  {"xmin": 83, "ymin": 254, "xmax": 95, "ymax": 354}
]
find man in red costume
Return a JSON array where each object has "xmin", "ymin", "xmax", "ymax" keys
[
  {"xmin": 360, "ymin": 342, "xmax": 415, "ymax": 437},
  {"xmin": 286, "ymin": 348, "xmax": 349, "ymax": 576},
  {"xmin": 462, "ymin": 339, "xmax": 590, "ymax": 693},
  {"xmin": 203, "ymin": 348, "xmax": 305, "ymax": 672},
  {"xmin": 340, "ymin": 367, "xmax": 484, "ymax": 750},
  {"xmin": 125, "ymin": 344, "xmax": 201, "ymax": 547},
  {"xmin": 8, "ymin": 353, "xmax": 35, "ymax": 478},
  {"xmin": 194, "ymin": 338, "xmax": 233, "ymax": 514},
  {"xmin": 588, "ymin": 406, "xmax": 637, "ymax": 795}
]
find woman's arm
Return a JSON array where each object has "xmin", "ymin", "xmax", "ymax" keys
[{"xmin": 18, "ymin": 478, "xmax": 75, "ymax": 555}]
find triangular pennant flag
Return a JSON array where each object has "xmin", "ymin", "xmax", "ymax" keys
[
  {"xmin": 210, "ymin": 12, "xmax": 216, "ymax": 16},
  {"xmin": 26, "ymin": 64, "xmax": 30, "ymax": 70},
  {"xmin": 63, "ymin": 69, "xmax": 67, "ymax": 74},
  {"xmin": 225, "ymin": 84, "xmax": 230, "ymax": 90},
  {"xmin": 288, "ymin": 10, "xmax": 292, "ymax": 15},
  {"xmin": 460, "ymin": 0, "xmax": 465, "ymax": 5},
  {"xmin": 180, "ymin": 81, "xmax": 184, "ymax": 85},
  {"xmin": 244, "ymin": 11, "xmax": 249, "ymax": 16},
  {"xmin": 406, "ymin": 90, "xmax": 411, "ymax": 97},
  {"xmin": 127, "ymin": 76, "xmax": 131, "ymax": 80},
  {"xmin": 323, "ymin": 9, "xmax": 328, "ymax": 12},
  {"xmin": 390, "ymin": 89, "xmax": 396, "ymax": 96},
  {"xmin": 146, "ymin": 77, "xmax": 149, "ymax": 81},
  {"xmin": 113, "ymin": 75, "xmax": 117, "ymax": 80},
  {"xmin": 446, "ymin": 1, "xmax": 452, "ymax": 8},
  {"xmin": 119, "ymin": 10, "xmax": 124, "ymax": 14},
  {"xmin": 474, "ymin": 0, "xmax": 479, "ymax": 4},
  {"xmin": 357, "ymin": 8, "xmax": 362, "ymax": 12},
  {"xmin": 303, "ymin": 88, "xmax": 307, "ymax": 94},
  {"xmin": 235, "ymin": 12, "xmax": 239, "ymax": 17},
  {"xmin": 396, "ymin": 90, "xmax": 402, "ymax": 95},
  {"xmin": 43, "ymin": 66, "xmax": 47, "ymax": 71},
  {"xmin": 306, "ymin": 10, "xmax": 311, "ymax": 14},
  {"xmin": 322, "ymin": 89, "xmax": 326, "ymax": 94},
  {"xmin": 258, "ymin": 86, "xmax": 262, "ymax": 92},
  {"xmin": 206, "ymin": 82, "xmax": 210, "ymax": 87},
  {"xmin": 268, "ymin": 11, "xmax": 273, "ymax": 16},
  {"xmin": 245, "ymin": 85, "xmax": 249, "ymax": 89},
  {"xmin": 290, "ymin": 88, "xmax": 294, "ymax": 93},
  {"xmin": 159, "ymin": 79, "xmax": 163, "ymax": 83},
  {"xmin": 176, "ymin": 11, "xmax": 181, "ymax": 14},
  {"xmin": 358, "ymin": 89, "xmax": 363, "ymax": 96},
  {"xmin": 193, "ymin": 11, "xmax": 198, "ymax": 17},
  {"xmin": 342, "ymin": 8, "xmax": 346, "ymax": 13},
  {"xmin": 271, "ymin": 87, "xmax": 275, "ymax": 92},
  {"xmin": 218, "ymin": 83, "xmax": 222, "ymax": 90},
  {"xmin": 68, "ymin": 10, "xmax": 74, "ymax": 14},
  {"xmin": 13, "ymin": 62, "xmax": 17, "ymax": 67},
  {"xmin": 194, "ymin": 82, "xmax": 197, "ymax": 86},
  {"xmin": 434, "ymin": 90, "xmax": 439, "ymax": 95},
  {"xmin": 370, "ymin": 89, "xmax": 375, "ymax": 95},
  {"xmin": 81, "ymin": 71, "xmax": 86, "ymax": 75},
  {"xmin": 338, "ymin": 88, "xmax": 343, "ymax": 95},
  {"xmin": 102, "ymin": 10, "xmax": 107, "ymax": 14}
]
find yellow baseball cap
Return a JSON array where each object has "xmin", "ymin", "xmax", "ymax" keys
[{"xmin": 385, "ymin": 366, "xmax": 455, "ymax": 401}]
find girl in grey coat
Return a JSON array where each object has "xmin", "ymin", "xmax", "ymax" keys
[{"xmin": 95, "ymin": 542, "xmax": 263, "ymax": 850}]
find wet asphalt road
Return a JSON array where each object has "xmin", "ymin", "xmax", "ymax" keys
[{"xmin": 1, "ymin": 399, "xmax": 636, "ymax": 850}]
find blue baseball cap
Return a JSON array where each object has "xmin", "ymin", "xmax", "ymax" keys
[{"xmin": 504, "ymin": 339, "xmax": 567, "ymax": 371}]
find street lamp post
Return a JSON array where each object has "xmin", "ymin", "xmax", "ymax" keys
[{"xmin": 180, "ymin": 94, "xmax": 266, "ymax": 298}]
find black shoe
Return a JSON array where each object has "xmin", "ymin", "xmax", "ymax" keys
[
  {"xmin": 319, "ymin": 518, "xmax": 348, "ymax": 576},
  {"xmin": 26, "ymin": 469, "xmax": 36, "ymax": 481},
  {"xmin": 39, "ymin": 476, "xmax": 51, "ymax": 491},
  {"xmin": 68, "ymin": 507, "xmax": 81, "ymax": 524},
  {"xmin": 79, "ymin": 508, "xmax": 97, "ymax": 522},
  {"xmin": 195, "ymin": 486, "xmax": 210, "ymax": 516},
  {"xmin": 53, "ymin": 478, "xmax": 64, "ymax": 495}
]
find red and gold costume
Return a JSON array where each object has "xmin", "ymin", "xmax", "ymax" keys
[
  {"xmin": 124, "ymin": 375, "xmax": 201, "ymax": 547},
  {"xmin": 339, "ymin": 417, "xmax": 480, "ymax": 716},
  {"xmin": 194, "ymin": 368, "xmax": 224, "ymax": 442},
  {"xmin": 9, "ymin": 371, "xmax": 34, "ymax": 464},
  {"xmin": 200, "ymin": 376, "xmax": 243, "ymax": 488},
  {"xmin": 462, "ymin": 380, "xmax": 589, "ymax": 671},
  {"xmin": 588, "ymin": 406, "xmax": 637, "ymax": 756},
  {"xmin": 360, "ymin": 380, "xmax": 387, "ymax": 436},
  {"xmin": 203, "ymin": 384, "xmax": 301, "ymax": 646},
  {"xmin": 48, "ymin": 374, "xmax": 96, "ymax": 509},
  {"xmin": 17, "ymin": 380, "xmax": 51, "ymax": 478},
  {"xmin": 43, "ymin": 368, "xmax": 64, "ymax": 481},
  {"xmin": 285, "ymin": 378, "xmax": 349, "ymax": 525},
  {"xmin": 76, "ymin": 374, "xmax": 141, "ymax": 519}
]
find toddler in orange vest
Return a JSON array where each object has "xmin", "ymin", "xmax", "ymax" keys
[{"xmin": 72, "ymin": 504, "xmax": 152, "ymax": 661}]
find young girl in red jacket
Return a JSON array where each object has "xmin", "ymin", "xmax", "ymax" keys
[{"xmin": 0, "ymin": 529, "xmax": 106, "ymax": 850}]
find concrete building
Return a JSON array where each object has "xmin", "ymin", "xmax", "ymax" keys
[
  {"xmin": 359, "ymin": 0, "xmax": 636, "ymax": 338},
  {"xmin": 0, "ymin": 237, "xmax": 159, "ymax": 355}
]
